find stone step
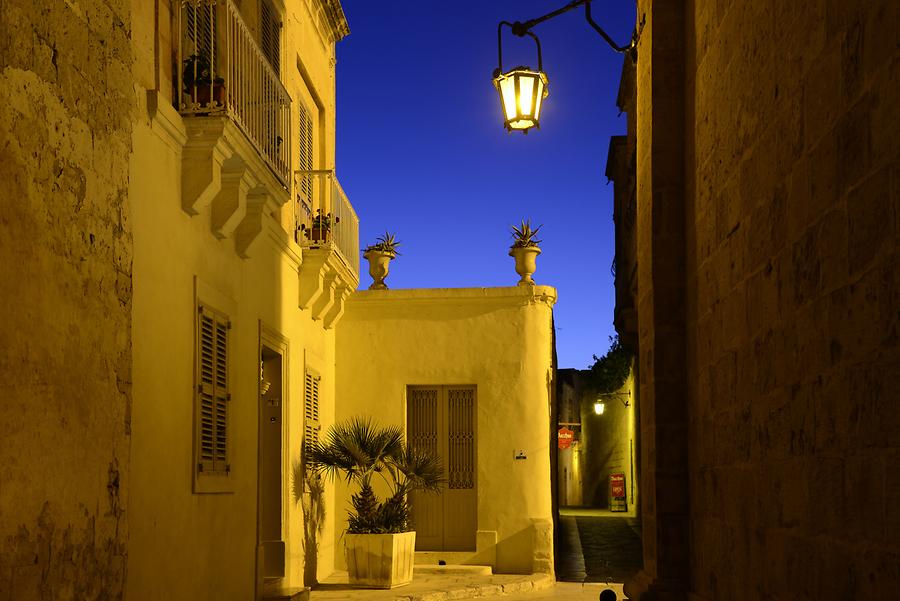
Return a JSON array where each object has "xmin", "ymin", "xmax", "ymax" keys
[
  {"xmin": 413, "ymin": 564, "xmax": 493, "ymax": 576},
  {"xmin": 261, "ymin": 586, "xmax": 309, "ymax": 600}
]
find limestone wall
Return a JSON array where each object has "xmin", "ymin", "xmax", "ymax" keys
[
  {"xmin": 335, "ymin": 286, "xmax": 557, "ymax": 574},
  {"xmin": 685, "ymin": 1, "xmax": 899, "ymax": 598},
  {"xmin": 629, "ymin": 1, "xmax": 899, "ymax": 599},
  {"xmin": 0, "ymin": 1, "xmax": 134, "ymax": 598}
]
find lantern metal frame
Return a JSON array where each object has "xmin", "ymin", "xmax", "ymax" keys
[
  {"xmin": 492, "ymin": 25, "xmax": 549, "ymax": 134},
  {"xmin": 493, "ymin": 0, "xmax": 640, "ymax": 133}
]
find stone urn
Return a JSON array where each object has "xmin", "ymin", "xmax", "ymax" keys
[
  {"xmin": 364, "ymin": 249, "xmax": 395, "ymax": 290},
  {"xmin": 509, "ymin": 245, "xmax": 541, "ymax": 285}
]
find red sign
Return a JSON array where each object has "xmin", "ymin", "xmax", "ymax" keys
[
  {"xmin": 610, "ymin": 473, "xmax": 626, "ymax": 499},
  {"xmin": 557, "ymin": 427, "xmax": 575, "ymax": 449}
]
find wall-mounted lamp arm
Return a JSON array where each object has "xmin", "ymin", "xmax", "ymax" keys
[
  {"xmin": 504, "ymin": 0, "xmax": 639, "ymax": 60},
  {"xmin": 596, "ymin": 390, "xmax": 632, "ymax": 407},
  {"xmin": 512, "ymin": 0, "xmax": 589, "ymax": 35},
  {"xmin": 497, "ymin": 21, "xmax": 543, "ymax": 74},
  {"xmin": 584, "ymin": 1, "xmax": 639, "ymax": 60}
]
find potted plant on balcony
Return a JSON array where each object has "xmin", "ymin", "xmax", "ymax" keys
[
  {"xmin": 182, "ymin": 51, "xmax": 225, "ymax": 109},
  {"xmin": 302, "ymin": 209, "xmax": 339, "ymax": 242},
  {"xmin": 509, "ymin": 219, "xmax": 542, "ymax": 285},
  {"xmin": 306, "ymin": 417, "xmax": 442, "ymax": 589},
  {"xmin": 362, "ymin": 232, "xmax": 400, "ymax": 290}
]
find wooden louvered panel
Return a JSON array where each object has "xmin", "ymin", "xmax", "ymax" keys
[
  {"xmin": 199, "ymin": 388, "xmax": 215, "ymax": 462},
  {"xmin": 184, "ymin": 1, "xmax": 216, "ymax": 74},
  {"xmin": 197, "ymin": 304, "xmax": 229, "ymax": 476},
  {"xmin": 260, "ymin": 0, "xmax": 280, "ymax": 74},
  {"xmin": 297, "ymin": 103, "xmax": 314, "ymax": 205},
  {"xmin": 303, "ymin": 371, "xmax": 320, "ymax": 458}
]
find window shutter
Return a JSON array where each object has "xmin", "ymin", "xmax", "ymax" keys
[
  {"xmin": 303, "ymin": 371, "xmax": 320, "ymax": 457},
  {"xmin": 297, "ymin": 102, "xmax": 314, "ymax": 204},
  {"xmin": 260, "ymin": 0, "xmax": 281, "ymax": 75},
  {"xmin": 197, "ymin": 304, "xmax": 230, "ymax": 476}
]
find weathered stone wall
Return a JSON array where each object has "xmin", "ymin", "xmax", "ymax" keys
[
  {"xmin": 684, "ymin": 1, "xmax": 899, "ymax": 599},
  {"xmin": 0, "ymin": 1, "xmax": 133, "ymax": 599}
]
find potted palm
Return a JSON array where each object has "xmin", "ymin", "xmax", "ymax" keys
[
  {"xmin": 362, "ymin": 232, "xmax": 400, "ymax": 290},
  {"xmin": 306, "ymin": 417, "xmax": 441, "ymax": 589},
  {"xmin": 509, "ymin": 219, "xmax": 542, "ymax": 285}
]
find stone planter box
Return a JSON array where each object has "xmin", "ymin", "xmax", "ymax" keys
[{"xmin": 345, "ymin": 531, "xmax": 416, "ymax": 589}]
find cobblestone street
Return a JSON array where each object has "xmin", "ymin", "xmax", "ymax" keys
[{"xmin": 556, "ymin": 509, "xmax": 643, "ymax": 585}]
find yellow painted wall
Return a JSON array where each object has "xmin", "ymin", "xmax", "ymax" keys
[
  {"xmin": 335, "ymin": 286, "xmax": 558, "ymax": 574},
  {"xmin": 578, "ymin": 368, "xmax": 638, "ymax": 516},
  {"xmin": 126, "ymin": 0, "xmax": 346, "ymax": 597}
]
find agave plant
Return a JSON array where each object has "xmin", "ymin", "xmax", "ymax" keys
[
  {"xmin": 306, "ymin": 417, "xmax": 442, "ymax": 533},
  {"xmin": 364, "ymin": 232, "xmax": 401, "ymax": 255},
  {"xmin": 510, "ymin": 219, "xmax": 543, "ymax": 248}
]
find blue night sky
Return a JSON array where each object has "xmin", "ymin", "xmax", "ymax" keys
[{"xmin": 335, "ymin": 2, "xmax": 636, "ymax": 370}]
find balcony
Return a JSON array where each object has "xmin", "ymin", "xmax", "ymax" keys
[
  {"xmin": 294, "ymin": 170, "xmax": 360, "ymax": 276},
  {"xmin": 175, "ymin": 0, "xmax": 292, "ymax": 258},
  {"xmin": 177, "ymin": 0, "xmax": 291, "ymax": 186},
  {"xmin": 295, "ymin": 171, "xmax": 360, "ymax": 327}
]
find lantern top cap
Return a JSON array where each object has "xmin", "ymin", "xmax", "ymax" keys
[{"xmin": 492, "ymin": 66, "xmax": 549, "ymax": 90}]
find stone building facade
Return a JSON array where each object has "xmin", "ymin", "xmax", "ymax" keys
[
  {"xmin": 611, "ymin": 1, "xmax": 900, "ymax": 600},
  {"xmin": 1, "ymin": 1, "xmax": 561, "ymax": 598},
  {"xmin": 1, "ymin": 1, "xmax": 134, "ymax": 597}
]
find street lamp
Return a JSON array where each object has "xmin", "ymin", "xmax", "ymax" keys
[
  {"xmin": 492, "ymin": 0, "xmax": 639, "ymax": 134},
  {"xmin": 492, "ymin": 25, "xmax": 548, "ymax": 133},
  {"xmin": 593, "ymin": 390, "xmax": 632, "ymax": 416}
]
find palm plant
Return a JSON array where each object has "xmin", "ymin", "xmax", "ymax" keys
[
  {"xmin": 510, "ymin": 219, "xmax": 543, "ymax": 248},
  {"xmin": 306, "ymin": 417, "xmax": 442, "ymax": 533},
  {"xmin": 364, "ymin": 232, "xmax": 401, "ymax": 255}
]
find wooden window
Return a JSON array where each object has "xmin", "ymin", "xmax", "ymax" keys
[
  {"xmin": 297, "ymin": 101, "xmax": 314, "ymax": 205},
  {"xmin": 303, "ymin": 369, "xmax": 320, "ymax": 457},
  {"xmin": 196, "ymin": 302, "xmax": 231, "ymax": 482},
  {"xmin": 260, "ymin": 0, "xmax": 281, "ymax": 75}
]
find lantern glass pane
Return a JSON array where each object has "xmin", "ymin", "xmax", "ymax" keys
[
  {"xmin": 499, "ymin": 76, "xmax": 517, "ymax": 122},
  {"xmin": 534, "ymin": 78, "xmax": 545, "ymax": 120},
  {"xmin": 518, "ymin": 74, "xmax": 535, "ymax": 116}
]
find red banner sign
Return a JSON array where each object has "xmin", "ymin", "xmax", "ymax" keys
[
  {"xmin": 610, "ymin": 473, "xmax": 626, "ymax": 499},
  {"xmin": 557, "ymin": 427, "xmax": 574, "ymax": 449}
]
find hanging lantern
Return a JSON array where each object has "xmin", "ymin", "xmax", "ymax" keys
[
  {"xmin": 493, "ymin": 22, "xmax": 549, "ymax": 133},
  {"xmin": 493, "ymin": 67, "xmax": 549, "ymax": 132}
]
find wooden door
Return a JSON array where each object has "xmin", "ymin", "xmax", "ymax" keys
[{"xmin": 407, "ymin": 385, "xmax": 477, "ymax": 551}]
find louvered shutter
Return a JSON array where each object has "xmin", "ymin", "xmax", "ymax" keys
[
  {"xmin": 303, "ymin": 371, "xmax": 320, "ymax": 457},
  {"xmin": 183, "ymin": 1, "xmax": 217, "ymax": 81},
  {"xmin": 297, "ymin": 102, "xmax": 314, "ymax": 205},
  {"xmin": 260, "ymin": 0, "xmax": 281, "ymax": 75},
  {"xmin": 197, "ymin": 303, "xmax": 230, "ymax": 476}
]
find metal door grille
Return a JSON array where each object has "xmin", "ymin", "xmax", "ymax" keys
[
  {"xmin": 447, "ymin": 388, "xmax": 475, "ymax": 489},
  {"xmin": 408, "ymin": 388, "xmax": 438, "ymax": 458}
]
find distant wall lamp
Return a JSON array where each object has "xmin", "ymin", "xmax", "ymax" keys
[
  {"xmin": 493, "ymin": 0, "xmax": 640, "ymax": 134},
  {"xmin": 593, "ymin": 390, "xmax": 632, "ymax": 415}
]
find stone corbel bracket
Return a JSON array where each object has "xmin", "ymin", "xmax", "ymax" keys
[
  {"xmin": 298, "ymin": 246, "xmax": 359, "ymax": 328},
  {"xmin": 181, "ymin": 116, "xmax": 289, "ymax": 258},
  {"xmin": 323, "ymin": 284, "xmax": 352, "ymax": 329}
]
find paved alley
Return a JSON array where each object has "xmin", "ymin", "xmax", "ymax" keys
[{"xmin": 556, "ymin": 509, "xmax": 643, "ymax": 585}]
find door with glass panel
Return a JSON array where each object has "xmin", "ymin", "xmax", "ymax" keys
[{"xmin": 407, "ymin": 385, "xmax": 477, "ymax": 551}]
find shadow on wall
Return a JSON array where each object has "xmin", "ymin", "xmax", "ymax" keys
[
  {"xmin": 293, "ymin": 461, "xmax": 326, "ymax": 586},
  {"xmin": 586, "ymin": 448, "xmax": 617, "ymax": 507}
]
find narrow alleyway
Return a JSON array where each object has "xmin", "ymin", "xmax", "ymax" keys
[{"xmin": 556, "ymin": 509, "xmax": 642, "ymax": 585}]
